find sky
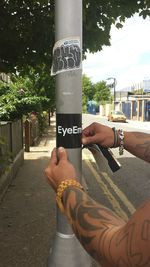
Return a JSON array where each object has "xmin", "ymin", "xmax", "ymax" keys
[{"xmin": 82, "ymin": 14, "xmax": 150, "ymax": 91}]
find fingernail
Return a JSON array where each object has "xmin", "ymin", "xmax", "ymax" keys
[{"xmin": 58, "ymin": 147, "xmax": 65, "ymax": 152}]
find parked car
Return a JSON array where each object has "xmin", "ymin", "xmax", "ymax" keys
[{"xmin": 108, "ymin": 111, "xmax": 126, "ymax": 122}]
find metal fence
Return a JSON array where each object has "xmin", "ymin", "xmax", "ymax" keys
[
  {"xmin": 122, "ymin": 102, "xmax": 131, "ymax": 119},
  {"xmin": 0, "ymin": 119, "xmax": 23, "ymax": 175},
  {"xmin": 145, "ymin": 100, "xmax": 150, "ymax": 121}
]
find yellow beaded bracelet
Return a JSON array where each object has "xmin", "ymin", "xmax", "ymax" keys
[{"xmin": 56, "ymin": 179, "xmax": 83, "ymax": 213}]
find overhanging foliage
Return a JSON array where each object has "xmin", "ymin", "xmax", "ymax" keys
[
  {"xmin": 0, "ymin": 76, "xmax": 51, "ymax": 121},
  {"xmin": 0, "ymin": 0, "xmax": 150, "ymax": 73}
]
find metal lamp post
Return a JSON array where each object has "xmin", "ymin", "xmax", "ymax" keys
[
  {"xmin": 107, "ymin": 77, "xmax": 117, "ymax": 110},
  {"xmin": 48, "ymin": 0, "xmax": 92, "ymax": 266}
]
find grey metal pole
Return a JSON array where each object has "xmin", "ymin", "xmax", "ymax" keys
[
  {"xmin": 107, "ymin": 77, "xmax": 116, "ymax": 110},
  {"xmin": 48, "ymin": 0, "xmax": 92, "ymax": 266},
  {"xmin": 114, "ymin": 78, "xmax": 116, "ymax": 111}
]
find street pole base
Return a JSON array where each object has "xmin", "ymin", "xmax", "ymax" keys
[{"xmin": 47, "ymin": 232, "xmax": 92, "ymax": 267}]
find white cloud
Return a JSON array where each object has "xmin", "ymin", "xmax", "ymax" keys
[{"xmin": 83, "ymin": 14, "xmax": 150, "ymax": 90}]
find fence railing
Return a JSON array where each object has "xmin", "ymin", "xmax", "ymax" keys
[{"xmin": 0, "ymin": 119, "xmax": 23, "ymax": 175}]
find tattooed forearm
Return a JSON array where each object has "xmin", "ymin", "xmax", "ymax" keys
[
  {"xmin": 135, "ymin": 142, "xmax": 150, "ymax": 162},
  {"xmin": 124, "ymin": 132, "xmax": 150, "ymax": 162},
  {"xmin": 63, "ymin": 187, "xmax": 150, "ymax": 267},
  {"xmin": 63, "ymin": 187, "xmax": 124, "ymax": 265}
]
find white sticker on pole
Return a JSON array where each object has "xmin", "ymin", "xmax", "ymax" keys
[{"xmin": 51, "ymin": 37, "xmax": 81, "ymax": 76}]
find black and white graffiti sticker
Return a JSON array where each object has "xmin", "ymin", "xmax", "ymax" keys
[{"xmin": 51, "ymin": 37, "xmax": 81, "ymax": 75}]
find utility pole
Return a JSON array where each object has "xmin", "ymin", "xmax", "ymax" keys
[
  {"xmin": 49, "ymin": 0, "xmax": 92, "ymax": 266},
  {"xmin": 107, "ymin": 77, "xmax": 116, "ymax": 110},
  {"xmin": 113, "ymin": 78, "xmax": 116, "ymax": 110}
]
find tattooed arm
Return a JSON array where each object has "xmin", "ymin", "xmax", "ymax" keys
[
  {"xmin": 63, "ymin": 187, "xmax": 150, "ymax": 267},
  {"xmin": 82, "ymin": 123, "xmax": 150, "ymax": 163},
  {"xmin": 124, "ymin": 131, "xmax": 150, "ymax": 162},
  {"xmin": 45, "ymin": 147, "xmax": 150, "ymax": 267}
]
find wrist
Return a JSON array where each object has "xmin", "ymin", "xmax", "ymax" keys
[
  {"xmin": 111, "ymin": 128, "xmax": 125, "ymax": 155},
  {"xmin": 111, "ymin": 127, "xmax": 118, "ymax": 148},
  {"xmin": 56, "ymin": 179, "xmax": 83, "ymax": 213}
]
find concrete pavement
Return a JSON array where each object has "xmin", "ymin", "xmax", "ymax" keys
[{"xmin": 0, "ymin": 117, "xmax": 56, "ymax": 267}]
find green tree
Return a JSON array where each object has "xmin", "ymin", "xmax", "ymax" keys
[
  {"xmin": 0, "ymin": 71, "xmax": 52, "ymax": 121},
  {"xmin": 15, "ymin": 64, "xmax": 56, "ymax": 111},
  {"xmin": 133, "ymin": 88, "xmax": 144, "ymax": 95},
  {"xmin": 0, "ymin": 0, "xmax": 150, "ymax": 73},
  {"xmin": 0, "ymin": 0, "xmax": 55, "ymax": 73},
  {"xmin": 83, "ymin": 0, "xmax": 150, "ymax": 54},
  {"xmin": 93, "ymin": 81, "xmax": 111, "ymax": 104},
  {"xmin": 82, "ymin": 74, "xmax": 94, "ymax": 111}
]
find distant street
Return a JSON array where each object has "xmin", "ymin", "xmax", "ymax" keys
[
  {"xmin": 82, "ymin": 113, "xmax": 150, "ymax": 134},
  {"xmin": 82, "ymin": 114, "xmax": 150, "ymax": 221}
]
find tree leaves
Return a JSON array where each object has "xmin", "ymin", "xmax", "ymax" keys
[
  {"xmin": 82, "ymin": 75, "xmax": 111, "ymax": 111},
  {"xmin": 0, "ymin": 0, "xmax": 150, "ymax": 73},
  {"xmin": 115, "ymin": 22, "xmax": 123, "ymax": 29},
  {"xmin": 0, "ymin": 0, "xmax": 55, "ymax": 73},
  {"xmin": 94, "ymin": 81, "xmax": 111, "ymax": 104},
  {"xmin": 0, "ymin": 71, "xmax": 54, "ymax": 121}
]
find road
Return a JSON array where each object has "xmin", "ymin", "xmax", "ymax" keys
[{"xmin": 82, "ymin": 114, "xmax": 150, "ymax": 221}]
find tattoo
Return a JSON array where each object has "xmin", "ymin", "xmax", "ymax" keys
[
  {"xmin": 142, "ymin": 220, "xmax": 150, "ymax": 240},
  {"xmin": 135, "ymin": 142, "xmax": 150, "ymax": 162},
  {"xmin": 133, "ymin": 133, "xmax": 148, "ymax": 139},
  {"xmin": 127, "ymin": 132, "xmax": 150, "ymax": 163},
  {"xmin": 63, "ymin": 188, "xmax": 150, "ymax": 267},
  {"xmin": 114, "ymin": 221, "xmax": 150, "ymax": 266}
]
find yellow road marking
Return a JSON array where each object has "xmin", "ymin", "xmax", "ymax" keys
[
  {"xmin": 83, "ymin": 151, "xmax": 135, "ymax": 220},
  {"xmin": 82, "ymin": 174, "xmax": 89, "ymax": 191},
  {"xmin": 100, "ymin": 171, "xmax": 135, "ymax": 215},
  {"xmin": 84, "ymin": 157, "xmax": 128, "ymax": 221},
  {"xmin": 84, "ymin": 151, "xmax": 136, "ymax": 215}
]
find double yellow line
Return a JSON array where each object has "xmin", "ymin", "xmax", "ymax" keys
[{"xmin": 83, "ymin": 151, "xmax": 135, "ymax": 221}]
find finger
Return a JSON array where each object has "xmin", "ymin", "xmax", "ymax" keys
[
  {"xmin": 82, "ymin": 134, "xmax": 100, "ymax": 145},
  {"xmin": 57, "ymin": 147, "xmax": 68, "ymax": 161},
  {"xmin": 82, "ymin": 125, "xmax": 91, "ymax": 137},
  {"xmin": 46, "ymin": 148, "xmax": 57, "ymax": 169},
  {"xmin": 49, "ymin": 148, "xmax": 57, "ymax": 167}
]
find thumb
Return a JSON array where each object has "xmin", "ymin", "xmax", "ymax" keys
[{"xmin": 58, "ymin": 147, "xmax": 68, "ymax": 161}]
